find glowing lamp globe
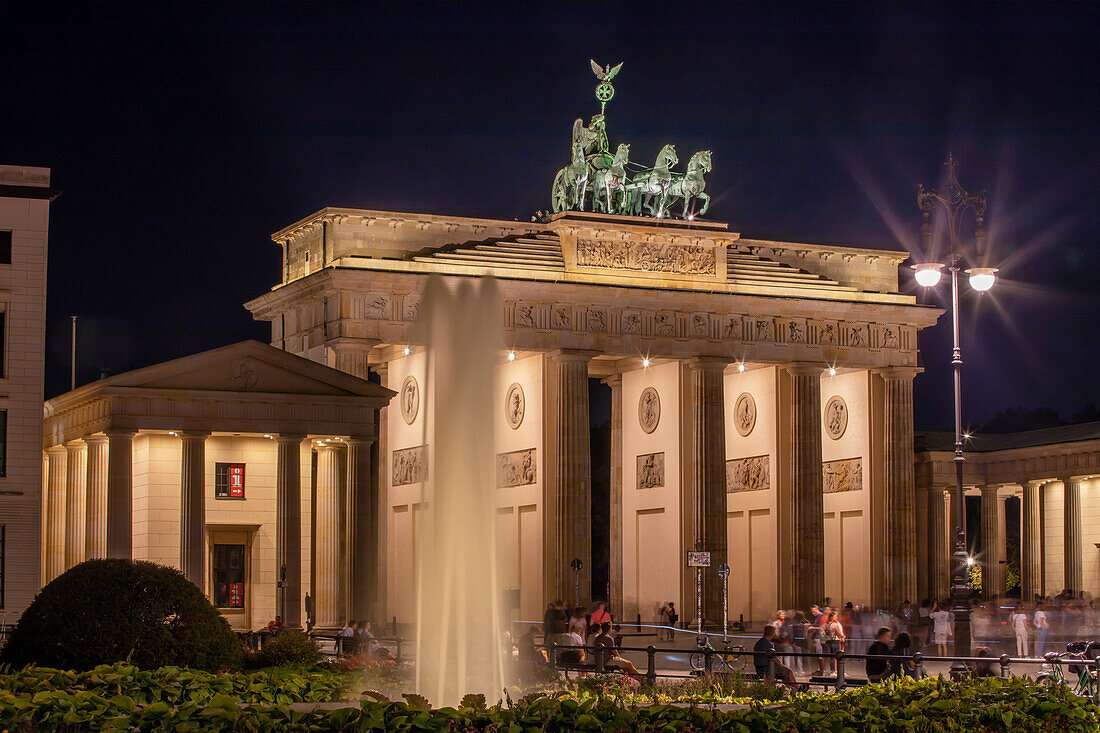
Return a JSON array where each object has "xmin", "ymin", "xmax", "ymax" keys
[
  {"xmin": 912, "ymin": 263, "xmax": 944, "ymax": 288},
  {"xmin": 967, "ymin": 267, "xmax": 998, "ymax": 292}
]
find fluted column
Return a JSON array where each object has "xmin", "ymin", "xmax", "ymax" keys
[
  {"xmin": 979, "ymin": 485, "xmax": 1003, "ymax": 600},
  {"xmin": 881, "ymin": 368, "xmax": 917, "ymax": 608},
  {"xmin": 45, "ymin": 446, "xmax": 68, "ymax": 582},
  {"xmin": 346, "ymin": 437, "xmax": 376, "ymax": 623},
  {"xmin": 64, "ymin": 442, "xmax": 87, "ymax": 569},
  {"xmin": 106, "ymin": 430, "xmax": 136, "ymax": 559},
  {"xmin": 548, "ymin": 350, "xmax": 594, "ymax": 606},
  {"xmin": 276, "ymin": 435, "xmax": 304, "ymax": 629},
  {"xmin": 686, "ymin": 358, "xmax": 728, "ymax": 622},
  {"xmin": 915, "ymin": 485, "xmax": 930, "ymax": 598},
  {"xmin": 84, "ymin": 435, "xmax": 110, "ymax": 559},
  {"xmin": 784, "ymin": 364, "xmax": 824, "ymax": 611},
  {"xmin": 179, "ymin": 432, "xmax": 208, "ymax": 590},
  {"xmin": 1021, "ymin": 480, "xmax": 1042, "ymax": 601},
  {"xmin": 930, "ymin": 488, "xmax": 951, "ymax": 601},
  {"xmin": 314, "ymin": 443, "xmax": 345, "ymax": 630},
  {"xmin": 329, "ymin": 338, "xmax": 379, "ymax": 380},
  {"xmin": 602, "ymin": 375, "xmax": 623, "ymax": 619},
  {"xmin": 1065, "ymin": 476, "xmax": 1084, "ymax": 595}
]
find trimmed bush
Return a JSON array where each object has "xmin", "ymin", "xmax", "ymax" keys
[
  {"xmin": 258, "ymin": 630, "xmax": 323, "ymax": 668},
  {"xmin": 1, "ymin": 559, "xmax": 242, "ymax": 671}
]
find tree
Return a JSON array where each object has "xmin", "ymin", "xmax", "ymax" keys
[{"xmin": 1, "ymin": 559, "xmax": 242, "ymax": 671}]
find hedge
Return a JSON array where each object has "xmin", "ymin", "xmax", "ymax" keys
[{"xmin": 0, "ymin": 671, "xmax": 1095, "ymax": 731}]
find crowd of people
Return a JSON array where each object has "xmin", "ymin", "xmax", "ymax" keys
[{"xmin": 533, "ymin": 600, "xmax": 639, "ymax": 674}]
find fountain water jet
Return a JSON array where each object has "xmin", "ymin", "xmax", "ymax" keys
[{"xmin": 413, "ymin": 275, "xmax": 510, "ymax": 706}]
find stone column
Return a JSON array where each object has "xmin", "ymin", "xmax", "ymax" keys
[
  {"xmin": 329, "ymin": 338, "xmax": 378, "ymax": 380},
  {"xmin": 346, "ymin": 437, "xmax": 376, "ymax": 623},
  {"xmin": 106, "ymin": 430, "xmax": 136, "ymax": 560},
  {"xmin": 314, "ymin": 443, "xmax": 345, "ymax": 630},
  {"xmin": 548, "ymin": 350, "xmax": 594, "ymax": 607},
  {"xmin": 880, "ymin": 368, "xmax": 917, "ymax": 608},
  {"xmin": 1021, "ymin": 480, "xmax": 1043, "ymax": 602},
  {"xmin": 1064, "ymin": 476, "xmax": 1084, "ymax": 595},
  {"xmin": 930, "ymin": 488, "xmax": 950, "ymax": 601},
  {"xmin": 685, "ymin": 358, "xmax": 728, "ymax": 622},
  {"xmin": 915, "ymin": 485, "xmax": 930, "ymax": 599},
  {"xmin": 84, "ymin": 435, "xmax": 110, "ymax": 559},
  {"xmin": 602, "ymin": 375, "xmax": 623, "ymax": 619},
  {"xmin": 179, "ymin": 432, "xmax": 208, "ymax": 590},
  {"xmin": 979, "ymin": 485, "xmax": 1003, "ymax": 600},
  {"xmin": 64, "ymin": 441, "xmax": 87, "ymax": 570},
  {"xmin": 45, "ymin": 446, "xmax": 67, "ymax": 582},
  {"xmin": 276, "ymin": 435, "xmax": 304, "ymax": 629},
  {"xmin": 374, "ymin": 364, "xmax": 389, "ymax": 625},
  {"xmin": 784, "ymin": 364, "xmax": 824, "ymax": 611}
]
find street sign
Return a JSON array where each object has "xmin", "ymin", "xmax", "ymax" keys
[{"xmin": 686, "ymin": 551, "xmax": 711, "ymax": 568}]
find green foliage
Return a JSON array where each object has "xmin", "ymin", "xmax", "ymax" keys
[
  {"xmin": 0, "ymin": 559, "xmax": 242, "ymax": 672},
  {"xmin": 0, "ymin": 663, "xmax": 348, "ymax": 706},
  {"xmin": 0, "ymin": 672, "xmax": 1095, "ymax": 731},
  {"xmin": 257, "ymin": 630, "xmax": 323, "ymax": 668},
  {"xmin": 644, "ymin": 670, "xmax": 788, "ymax": 703}
]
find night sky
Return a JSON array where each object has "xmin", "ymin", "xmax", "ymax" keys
[{"xmin": 5, "ymin": 2, "xmax": 1099, "ymax": 431}]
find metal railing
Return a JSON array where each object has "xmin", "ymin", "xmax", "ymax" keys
[{"xmin": 532, "ymin": 641, "xmax": 1100, "ymax": 703}]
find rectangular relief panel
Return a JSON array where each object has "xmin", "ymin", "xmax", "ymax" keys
[
  {"xmin": 823, "ymin": 458, "xmax": 863, "ymax": 494},
  {"xmin": 392, "ymin": 446, "xmax": 428, "ymax": 487},
  {"xmin": 497, "ymin": 448, "xmax": 537, "ymax": 488},
  {"xmin": 636, "ymin": 452, "xmax": 665, "ymax": 489},
  {"xmin": 726, "ymin": 455, "xmax": 770, "ymax": 493}
]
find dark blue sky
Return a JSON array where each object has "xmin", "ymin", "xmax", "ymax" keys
[{"xmin": 4, "ymin": 2, "xmax": 1099, "ymax": 430}]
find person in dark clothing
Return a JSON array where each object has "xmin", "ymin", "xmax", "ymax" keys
[
  {"xmin": 754, "ymin": 625, "xmax": 797, "ymax": 683},
  {"xmin": 865, "ymin": 627, "xmax": 892, "ymax": 681},
  {"xmin": 890, "ymin": 632, "xmax": 918, "ymax": 678}
]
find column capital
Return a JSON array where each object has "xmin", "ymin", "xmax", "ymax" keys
[
  {"xmin": 683, "ymin": 356, "xmax": 731, "ymax": 372},
  {"xmin": 875, "ymin": 366, "xmax": 921, "ymax": 380},
  {"xmin": 326, "ymin": 337, "xmax": 381, "ymax": 355},
  {"xmin": 104, "ymin": 428, "xmax": 137, "ymax": 439},
  {"xmin": 548, "ymin": 349, "xmax": 600, "ymax": 364},
  {"xmin": 345, "ymin": 436, "xmax": 376, "ymax": 448},
  {"xmin": 1064, "ymin": 475, "xmax": 1091, "ymax": 485},
  {"xmin": 83, "ymin": 433, "xmax": 109, "ymax": 446},
  {"xmin": 47, "ymin": 444, "xmax": 67, "ymax": 456},
  {"xmin": 600, "ymin": 374, "xmax": 622, "ymax": 388},
  {"xmin": 274, "ymin": 433, "xmax": 307, "ymax": 445},
  {"xmin": 178, "ymin": 430, "xmax": 210, "ymax": 440},
  {"xmin": 64, "ymin": 439, "xmax": 87, "ymax": 450},
  {"xmin": 979, "ymin": 484, "xmax": 1002, "ymax": 496},
  {"xmin": 313, "ymin": 441, "xmax": 346, "ymax": 453},
  {"xmin": 1024, "ymin": 478, "xmax": 1045, "ymax": 489},
  {"xmin": 785, "ymin": 362, "xmax": 824, "ymax": 377}
]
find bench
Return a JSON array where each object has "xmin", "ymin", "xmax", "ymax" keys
[{"xmin": 807, "ymin": 675, "xmax": 869, "ymax": 690}]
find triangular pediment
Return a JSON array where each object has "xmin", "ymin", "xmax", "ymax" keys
[{"xmin": 106, "ymin": 340, "xmax": 392, "ymax": 398}]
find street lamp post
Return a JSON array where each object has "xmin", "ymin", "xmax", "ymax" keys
[{"xmin": 915, "ymin": 154, "xmax": 996, "ymax": 678}]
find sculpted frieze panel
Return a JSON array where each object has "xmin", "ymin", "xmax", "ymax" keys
[
  {"xmin": 818, "ymin": 321, "xmax": 838, "ymax": 345},
  {"xmin": 515, "ymin": 303, "xmax": 536, "ymax": 328},
  {"xmin": 726, "ymin": 455, "xmax": 770, "ymax": 493},
  {"xmin": 847, "ymin": 323, "xmax": 867, "ymax": 348},
  {"xmin": 587, "ymin": 308, "xmax": 607, "ymax": 333},
  {"xmin": 823, "ymin": 458, "xmax": 863, "ymax": 493},
  {"xmin": 787, "ymin": 320, "xmax": 806, "ymax": 343},
  {"xmin": 690, "ymin": 314, "xmax": 711, "ymax": 338},
  {"xmin": 576, "ymin": 238, "xmax": 716, "ymax": 275},
  {"xmin": 551, "ymin": 306, "xmax": 573, "ymax": 330},
  {"xmin": 621, "ymin": 310, "xmax": 641, "ymax": 334},
  {"xmin": 392, "ymin": 445, "xmax": 428, "ymax": 486},
  {"xmin": 636, "ymin": 452, "xmax": 665, "ymax": 489},
  {"xmin": 352, "ymin": 294, "xmax": 390, "ymax": 320},
  {"xmin": 754, "ymin": 319, "xmax": 774, "ymax": 342},
  {"xmin": 722, "ymin": 316, "xmax": 742, "ymax": 340},
  {"xmin": 497, "ymin": 448, "xmax": 536, "ymax": 488},
  {"xmin": 403, "ymin": 298, "xmax": 420, "ymax": 322},
  {"xmin": 654, "ymin": 312, "xmax": 675, "ymax": 336}
]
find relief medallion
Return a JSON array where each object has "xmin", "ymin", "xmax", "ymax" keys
[
  {"xmin": 505, "ymin": 382, "xmax": 525, "ymax": 429},
  {"xmin": 400, "ymin": 376, "xmax": 419, "ymax": 425},
  {"xmin": 824, "ymin": 395, "xmax": 848, "ymax": 440},
  {"xmin": 638, "ymin": 387, "xmax": 661, "ymax": 434},
  {"xmin": 734, "ymin": 392, "xmax": 757, "ymax": 437}
]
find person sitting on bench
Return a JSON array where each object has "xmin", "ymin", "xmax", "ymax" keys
[
  {"xmin": 865, "ymin": 627, "xmax": 892, "ymax": 682},
  {"xmin": 594, "ymin": 622, "xmax": 640, "ymax": 674},
  {"xmin": 559, "ymin": 625, "xmax": 586, "ymax": 664},
  {"xmin": 754, "ymin": 625, "xmax": 797, "ymax": 684}
]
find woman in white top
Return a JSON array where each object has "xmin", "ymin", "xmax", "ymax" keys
[
  {"xmin": 929, "ymin": 603, "xmax": 953, "ymax": 657},
  {"xmin": 1010, "ymin": 603, "xmax": 1031, "ymax": 657}
]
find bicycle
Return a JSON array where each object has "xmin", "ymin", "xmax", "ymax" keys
[
  {"xmin": 689, "ymin": 639, "xmax": 749, "ymax": 674},
  {"xmin": 1035, "ymin": 646, "xmax": 1098, "ymax": 699}
]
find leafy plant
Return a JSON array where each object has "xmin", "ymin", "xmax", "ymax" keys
[
  {"xmin": 0, "ymin": 559, "xmax": 241, "ymax": 672},
  {"xmin": 257, "ymin": 630, "xmax": 322, "ymax": 668}
]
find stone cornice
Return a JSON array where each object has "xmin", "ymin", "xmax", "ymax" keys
[{"xmin": 271, "ymin": 207, "xmax": 544, "ymax": 245}]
